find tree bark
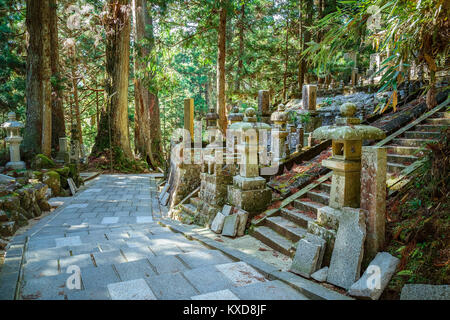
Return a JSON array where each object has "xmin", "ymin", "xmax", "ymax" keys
[
  {"xmin": 217, "ymin": 1, "xmax": 227, "ymax": 134},
  {"xmin": 49, "ymin": 0, "xmax": 65, "ymax": 152},
  {"xmin": 132, "ymin": 0, "xmax": 162, "ymax": 168},
  {"xmin": 235, "ymin": 4, "xmax": 245, "ymax": 93},
  {"xmin": 71, "ymin": 66, "xmax": 83, "ymax": 145},
  {"xmin": 92, "ymin": 0, "xmax": 133, "ymax": 159},
  {"xmin": 283, "ymin": 17, "xmax": 289, "ymax": 101},
  {"xmin": 23, "ymin": 0, "xmax": 52, "ymax": 157}
]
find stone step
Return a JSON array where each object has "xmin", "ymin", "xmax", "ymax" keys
[
  {"xmin": 387, "ymin": 153, "xmax": 418, "ymax": 165},
  {"xmin": 265, "ymin": 216, "xmax": 307, "ymax": 242},
  {"xmin": 425, "ymin": 118, "xmax": 450, "ymax": 125},
  {"xmin": 414, "ymin": 124, "xmax": 446, "ymax": 132},
  {"xmin": 189, "ymin": 197, "xmax": 202, "ymax": 209},
  {"xmin": 306, "ymin": 190, "xmax": 330, "ymax": 205},
  {"xmin": 387, "ymin": 162, "xmax": 407, "ymax": 174},
  {"xmin": 293, "ymin": 199, "xmax": 324, "ymax": 216},
  {"xmin": 392, "ymin": 138, "xmax": 435, "ymax": 148},
  {"xmin": 403, "ymin": 131, "xmax": 441, "ymax": 140},
  {"xmin": 280, "ymin": 208, "xmax": 314, "ymax": 228},
  {"xmin": 181, "ymin": 203, "xmax": 197, "ymax": 216},
  {"xmin": 387, "ymin": 145, "xmax": 428, "ymax": 156},
  {"xmin": 251, "ymin": 226, "xmax": 294, "ymax": 257},
  {"xmin": 319, "ymin": 182, "xmax": 331, "ymax": 193}
]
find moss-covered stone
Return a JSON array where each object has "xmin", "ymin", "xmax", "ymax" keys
[
  {"xmin": 31, "ymin": 154, "xmax": 56, "ymax": 170},
  {"xmin": 43, "ymin": 170, "xmax": 61, "ymax": 196},
  {"xmin": 56, "ymin": 166, "xmax": 70, "ymax": 177}
]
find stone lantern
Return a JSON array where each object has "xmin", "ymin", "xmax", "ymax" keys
[
  {"xmin": 1, "ymin": 112, "xmax": 25, "ymax": 170},
  {"xmin": 227, "ymin": 106, "xmax": 243, "ymax": 125},
  {"xmin": 270, "ymin": 104, "xmax": 289, "ymax": 161},
  {"xmin": 227, "ymin": 108, "xmax": 272, "ymax": 214},
  {"xmin": 312, "ymin": 103, "xmax": 385, "ymax": 209}
]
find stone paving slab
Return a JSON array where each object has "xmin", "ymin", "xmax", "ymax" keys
[
  {"xmin": 3, "ymin": 174, "xmax": 312, "ymax": 300},
  {"xmin": 230, "ymin": 280, "xmax": 309, "ymax": 300}
]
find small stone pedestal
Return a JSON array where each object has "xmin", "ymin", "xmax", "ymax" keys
[
  {"xmin": 1, "ymin": 112, "xmax": 25, "ymax": 170},
  {"xmin": 228, "ymin": 108, "xmax": 271, "ymax": 215}
]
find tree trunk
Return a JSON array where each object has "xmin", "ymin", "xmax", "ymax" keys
[
  {"xmin": 298, "ymin": 0, "xmax": 304, "ymax": 90},
  {"xmin": 217, "ymin": 2, "xmax": 227, "ymax": 133},
  {"xmin": 71, "ymin": 66, "xmax": 83, "ymax": 145},
  {"xmin": 235, "ymin": 4, "xmax": 245, "ymax": 93},
  {"xmin": 49, "ymin": 0, "xmax": 65, "ymax": 152},
  {"xmin": 132, "ymin": 0, "xmax": 162, "ymax": 168},
  {"xmin": 23, "ymin": 0, "xmax": 52, "ymax": 158},
  {"xmin": 283, "ymin": 17, "xmax": 289, "ymax": 101},
  {"xmin": 92, "ymin": 0, "xmax": 132, "ymax": 159}
]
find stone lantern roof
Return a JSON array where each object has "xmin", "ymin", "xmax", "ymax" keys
[
  {"xmin": 205, "ymin": 108, "xmax": 219, "ymax": 121},
  {"xmin": 312, "ymin": 103, "xmax": 385, "ymax": 141},
  {"xmin": 270, "ymin": 104, "xmax": 288, "ymax": 123},
  {"xmin": 1, "ymin": 112, "xmax": 24, "ymax": 130},
  {"xmin": 229, "ymin": 108, "xmax": 271, "ymax": 131},
  {"xmin": 228, "ymin": 106, "xmax": 244, "ymax": 123}
]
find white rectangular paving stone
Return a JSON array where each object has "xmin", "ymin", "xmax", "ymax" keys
[
  {"xmin": 215, "ymin": 261, "xmax": 267, "ymax": 287},
  {"xmin": 55, "ymin": 236, "xmax": 82, "ymax": 247},
  {"xmin": 191, "ymin": 289, "xmax": 240, "ymax": 300},
  {"xmin": 66, "ymin": 203, "xmax": 89, "ymax": 209},
  {"xmin": 101, "ymin": 217, "xmax": 119, "ymax": 224},
  {"xmin": 136, "ymin": 216, "xmax": 153, "ymax": 224},
  {"xmin": 107, "ymin": 279, "xmax": 157, "ymax": 300}
]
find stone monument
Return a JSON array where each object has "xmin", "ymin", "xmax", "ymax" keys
[
  {"xmin": 227, "ymin": 108, "xmax": 272, "ymax": 215},
  {"xmin": 258, "ymin": 90, "xmax": 271, "ymax": 124},
  {"xmin": 55, "ymin": 137, "xmax": 70, "ymax": 164},
  {"xmin": 270, "ymin": 104, "xmax": 289, "ymax": 162},
  {"xmin": 1, "ymin": 112, "xmax": 25, "ymax": 170}
]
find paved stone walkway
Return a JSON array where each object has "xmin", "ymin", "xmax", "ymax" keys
[{"xmin": 1, "ymin": 174, "xmax": 308, "ymax": 300}]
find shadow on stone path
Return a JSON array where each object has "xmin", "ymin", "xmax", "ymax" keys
[{"xmin": 0, "ymin": 174, "xmax": 308, "ymax": 300}]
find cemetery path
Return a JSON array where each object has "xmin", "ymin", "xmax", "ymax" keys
[{"xmin": 0, "ymin": 174, "xmax": 308, "ymax": 300}]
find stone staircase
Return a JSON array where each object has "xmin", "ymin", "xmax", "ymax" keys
[{"xmin": 252, "ymin": 107, "xmax": 450, "ymax": 258}]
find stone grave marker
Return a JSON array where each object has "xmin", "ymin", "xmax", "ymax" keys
[
  {"xmin": 67, "ymin": 178, "xmax": 78, "ymax": 195},
  {"xmin": 327, "ymin": 207, "xmax": 367, "ymax": 289},
  {"xmin": 222, "ymin": 214, "xmax": 239, "ymax": 237},
  {"xmin": 290, "ymin": 237, "xmax": 321, "ymax": 278},
  {"xmin": 211, "ymin": 211, "xmax": 226, "ymax": 234}
]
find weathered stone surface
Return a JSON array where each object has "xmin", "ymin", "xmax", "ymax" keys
[
  {"xmin": 108, "ymin": 279, "xmax": 157, "ymax": 300},
  {"xmin": 290, "ymin": 238, "xmax": 321, "ymax": 278},
  {"xmin": 327, "ymin": 207, "xmax": 367, "ymax": 289},
  {"xmin": 360, "ymin": 146, "xmax": 387, "ymax": 263},
  {"xmin": 222, "ymin": 205, "xmax": 232, "ymax": 216},
  {"xmin": 400, "ymin": 284, "xmax": 450, "ymax": 300},
  {"xmin": 311, "ymin": 267, "xmax": 328, "ymax": 282},
  {"xmin": 302, "ymin": 84, "xmax": 317, "ymax": 111},
  {"xmin": 227, "ymin": 185, "xmax": 271, "ymax": 215},
  {"xmin": 258, "ymin": 90, "xmax": 270, "ymax": 116},
  {"xmin": 304, "ymin": 233, "xmax": 326, "ymax": 270},
  {"xmin": 210, "ymin": 211, "xmax": 226, "ymax": 234},
  {"xmin": 222, "ymin": 214, "xmax": 239, "ymax": 237},
  {"xmin": 307, "ymin": 221, "xmax": 336, "ymax": 266},
  {"xmin": 316, "ymin": 206, "xmax": 341, "ymax": 230},
  {"xmin": 0, "ymin": 174, "xmax": 15, "ymax": 184},
  {"xmin": 348, "ymin": 252, "xmax": 399, "ymax": 300},
  {"xmin": 42, "ymin": 171, "xmax": 61, "ymax": 196},
  {"xmin": 236, "ymin": 210, "xmax": 249, "ymax": 237}
]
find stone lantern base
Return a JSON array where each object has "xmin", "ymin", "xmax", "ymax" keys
[
  {"xmin": 6, "ymin": 161, "xmax": 25, "ymax": 170},
  {"xmin": 227, "ymin": 176, "xmax": 271, "ymax": 216},
  {"xmin": 55, "ymin": 152, "xmax": 70, "ymax": 164}
]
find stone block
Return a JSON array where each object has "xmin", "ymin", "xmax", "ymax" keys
[
  {"xmin": 231, "ymin": 280, "xmax": 308, "ymax": 300},
  {"xmin": 400, "ymin": 284, "xmax": 450, "ymax": 300},
  {"xmin": 147, "ymin": 255, "xmax": 188, "ymax": 274},
  {"xmin": 176, "ymin": 249, "xmax": 233, "ymax": 269},
  {"xmin": 307, "ymin": 221, "xmax": 336, "ymax": 266},
  {"xmin": 222, "ymin": 214, "xmax": 239, "ymax": 237},
  {"xmin": 360, "ymin": 146, "xmax": 387, "ymax": 263},
  {"xmin": 183, "ymin": 266, "xmax": 235, "ymax": 293},
  {"xmin": 304, "ymin": 233, "xmax": 326, "ymax": 270},
  {"xmin": 289, "ymin": 238, "xmax": 321, "ymax": 278},
  {"xmin": 316, "ymin": 206, "xmax": 341, "ymax": 230},
  {"xmin": 327, "ymin": 207, "xmax": 367, "ymax": 289},
  {"xmin": 232, "ymin": 175, "xmax": 266, "ymax": 190},
  {"xmin": 348, "ymin": 252, "xmax": 400, "ymax": 300},
  {"xmin": 236, "ymin": 210, "xmax": 249, "ymax": 237},
  {"xmin": 145, "ymin": 272, "xmax": 198, "ymax": 300},
  {"xmin": 311, "ymin": 267, "xmax": 328, "ymax": 282},
  {"xmin": 227, "ymin": 185, "xmax": 271, "ymax": 214},
  {"xmin": 191, "ymin": 289, "xmax": 240, "ymax": 300},
  {"xmin": 222, "ymin": 205, "xmax": 233, "ymax": 216},
  {"xmin": 258, "ymin": 90, "xmax": 270, "ymax": 116},
  {"xmin": 215, "ymin": 261, "xmax": 266, "ymax": 287},
  {"xmin": 210, "ymin": 211, "xmax": 226, "ymax": 234},
  {"xmin": 108, "ymin": 278, "xmax": 157, "ymax": 300}
]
